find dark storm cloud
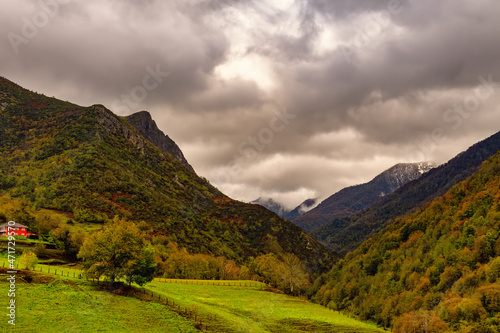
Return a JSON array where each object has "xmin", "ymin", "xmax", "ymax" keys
[
  {"xmin": 265, "ymin": 0, "xmax": 500, "ymax": 147},
  {"xmin": 0, "ymin": 0, "xmax": 231, "ymax": 107},
  {"xmin": 308, "ymin": 0, "xmax": 411, "ymax": 19},
  {"xmin": 1, "ymin": 0, "xmax": 500, "ymax": 206}
]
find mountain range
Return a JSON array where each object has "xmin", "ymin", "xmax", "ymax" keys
[
  {"xmin": 0, "ymin": 76, "xmax": 334, "ymax": 274},
  {"xmin": 305, "ymin": 130, "xmax": 500, "ymax": 255},
  {"xmin": 293, "ymin": 162, "xmax": 435, "ymax": 233},
  {"xmin": 313, "ymin": 145, "xmax": 500, "ymax": 330},
  {"xmin": 251, "ymin": 197, "xmax": 318, "ymax": 220},
  {"xmin": 3, "ymin": 75, "xmax": 500, "ymax": 331}
]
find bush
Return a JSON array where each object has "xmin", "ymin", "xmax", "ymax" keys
[
  {"xmin": 20, "ymin": 251, "xmax": 38, "ymax": 270},
  {"xmin": 74, "ymin": 208, "xmax": 107, "ymax": 224},
  {"xmin": 33, "ymin": 243, "xmax": 47, "ymax": 258}
]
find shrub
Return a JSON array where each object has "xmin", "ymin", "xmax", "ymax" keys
[
  {"xmin": 20, "ymin": 251, "xmax": 38, "ymax": 270},
  {"xmin": 33, "ymin": 243, "xmax": 47, "ymax": 258}
]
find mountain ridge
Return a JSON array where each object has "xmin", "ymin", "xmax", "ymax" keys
[
  {"xmin": 0, "ymin": 76, "xmax": 335, "ymax": 274},
  {"xmin": 312, "ymin": 130, "xmax": 500, "ymax": 255},
  {"xmin": 251, "ymin": 197, "xmax": 289, "ymax": 216},
  {"xmin": 283, "ymin": 198, "xmax": 318, "ymax": 220},
  {"xmin": 294, "ymin": 162, "xmax": 434, "ymax": 233},
  {"xmin": 251, "ymin": 197, "xmax": 318, "ymax": 220},
  {"xmin": 313, "ymin": 147, "xmax": 500, "ymax": 330},
  {"xmin": 125, "ymin": 111, "xmax": 194, "ymax": 172}
]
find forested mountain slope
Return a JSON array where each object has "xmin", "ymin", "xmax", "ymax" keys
[
  {"xmin": 313, "ymin": 150, "xmax": 500, "ymax": 331},
  {"xmin": 312, "ymin": 131, "xmax": 500, "ymax": 255},
  {"xmin": 0, "ymin": 76, "xmax": 334, "ymax": 274},
  {"xmin": 294, "ymin": 162, "xmax": 434, "ymax": 232}
]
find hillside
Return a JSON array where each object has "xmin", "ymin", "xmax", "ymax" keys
[
  {"xmin": 313, "ymin": 150, "xmax": 500, "ymax": 331},
  {"xmin": 312, "ymin": 132, "xmax": 500, "ymax": 255},
  {"xmin": 294, "ymin": 163, "xmax": 434, "ymax": 232},
  {"xmin": 0, "ymin": 269, "xmax": 200, "ymax": 333},
  {"xmin": 0, "ymin": 266, "xmax": 386, "ymax": 333},
  {"xmin": 0, "ymin": 76, "xmax": 334, "ymax": 273},
  {"xmin": 148, "ymin": 280, "xmax": 386, "ymax": 332}
]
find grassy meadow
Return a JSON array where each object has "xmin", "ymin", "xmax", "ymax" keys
[
  {"xmin": 147, "ymin": 280, "xmax": 386, "ymax": 332},
  {"xmin": 0, "ymin": 265, "xmax": 386, "ymax": 332},
  {"xmin": 0, "ymin": 271, "xmax": 199, "ymax": 333}
]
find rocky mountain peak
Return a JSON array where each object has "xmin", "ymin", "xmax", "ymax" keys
[
  {"xmin": 125, "ymin": 111, "xmax": 194, "ymax": 172},
  {"xmin": 292, "ymin": 161, "xmax": 435, "ymax": 232},
  {"xmin": 377, "ymin": 162, "xmax": 435, "ymax": 195}
]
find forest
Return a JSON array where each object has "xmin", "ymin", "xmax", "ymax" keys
[{"xmin": 313, "ymin": 151, "xmax": 500, "ymax": 331}]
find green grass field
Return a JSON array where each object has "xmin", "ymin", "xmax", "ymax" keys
[
  {"xmin": 0, "ymin": 264, "xmax": 386, "ymax": 332},
  {"xmin": 147, "ymin": 281, "xmax": 387, "ymax": 333},
  {"xmin": 0, "ymin": 273, "xmax": 199, "ymax": 333},
  {"xmin": 0, "ymin": 260, "xmax": 88, "ymax": 280}
]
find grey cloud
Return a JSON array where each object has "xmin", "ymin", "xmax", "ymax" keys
[{"xmin": 1, "ymin": 0, "xmax": 500, "ymax": 204}]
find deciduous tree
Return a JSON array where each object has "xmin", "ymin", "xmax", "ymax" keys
[{"xmin": 78, "ymin": 218, "xmax": 156, "ymax": 287}]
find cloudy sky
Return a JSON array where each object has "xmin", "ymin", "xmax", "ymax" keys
[{"xmin": 2, "ymin": 0, "xmax": 500, "ymax": 208}]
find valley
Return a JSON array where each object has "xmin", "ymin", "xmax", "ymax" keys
[
  {"xmin": 1, "ymin": 75, "xmax": 500, "ymax": 332},
  {"xmin": 0, "ymin": 265, "xmax": 385, "ymax": 332}
]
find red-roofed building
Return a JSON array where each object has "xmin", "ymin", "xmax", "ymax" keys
[{"xmin": 0, "ymin": 221, "xmax": 36, "ymax": 237}]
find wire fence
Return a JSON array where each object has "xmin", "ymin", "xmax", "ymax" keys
[
  {"xmin": 1, "ymin": 261, "xmax": 268, "ymax": 332},
  {"xmin": 143, "ymin": 279, "xmax": 267, "ymax": 331},
  {"xmin": 140, "ymin": 287, "xmax": 217, "ymax": 331},
  {"xmin": 153, "ymin": 278, "xmax": 265, "ymax": 288},
  {"xmin": 1, "ymin": 261, "xmax": 105, "ymax": 282}
]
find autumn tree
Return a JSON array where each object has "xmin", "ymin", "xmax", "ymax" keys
[
  {"xmin": 20, "ymin": 251, "xmax": 38, "ymax": 270},
  {"xmin": 50, "ymin": 224, "xmax": 85, "ymax": 260},
  {"xmin": 124, "ymin": 245, "xmax": 156, "ymax": 287},
  {"xmin": 77, "ymin": 218, "xmax": 156, "ymax": 287},
  {"xmin": 393, "ymin": 310, "xmax": 448, "ymax": 333},
  {"xmin": 282, "ymin": 253, "xmax": 310, "ymax": 294},
  {"xmin": 486, "ymin": 256, "xmax": 500, "ymax": 283},
  {"xmin": 254, "ymin": 253, "xmax": 310, "ymax": 294}
]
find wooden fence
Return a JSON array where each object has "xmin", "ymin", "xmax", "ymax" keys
[
  {"xmin": 1, "ymin": 261, "xmax": 96, "ymax": 281},
  {"xmin": 1, "ymin": 261, "xmax": 270, "ymax": 331},
  {"xmin": 140, "ymin": 287, "xmax": 217, "ymax": 331},
  {"xmin": 153, "ymin": 278, "xmax": 265, "ymax": 288}
]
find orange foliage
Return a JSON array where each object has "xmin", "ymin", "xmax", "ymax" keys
[{"xmin": 393, "ymin": 310, "xmax": 448, "ymax": 333}]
